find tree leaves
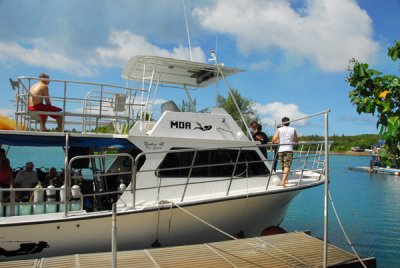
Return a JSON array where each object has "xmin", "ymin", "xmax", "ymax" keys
[
  {"xmin": 217, "ymin": 89, "xmax": 259, "ymax": 132},
  {"xmin": 348, "ymin": 40, "xmax": 400, "ymax": 165}
]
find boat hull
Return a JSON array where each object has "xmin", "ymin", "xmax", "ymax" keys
[{"xmin": 0, "ymin": 189, "xmax": 299, "ymax": 261}]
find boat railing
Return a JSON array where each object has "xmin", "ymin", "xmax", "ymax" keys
[
  {"xmin": 0, "ymin": 187, "xmax": 66, "ymax": 216},
  {"xmin": 132, "ymin": 141, "xmax": 329, "ymax": 208},
  {"xmin": 0, "ymin": 153, "xmax": 135, "ymax": 217},
  {"xmin": 12, "ymin": 76, "xmax": 150, "ymax": 133},
  {"xmin": 65, "ymin": 153, "xmax": 136, "ymax": 216}
]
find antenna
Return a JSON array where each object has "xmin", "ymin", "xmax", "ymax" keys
[{"xmin": 182, "ymin": 0, "xmax": 193, "ymax": 61}]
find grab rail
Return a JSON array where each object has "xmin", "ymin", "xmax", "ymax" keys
[
  {"xmin": 14, "ymin": 77, "xmax": 149, "ymax": 133},
  {"xmin": 131, "ymin": 141, "xmax": 329, "ymax": 208},
  {"xmin": 65, "ymin": 153, "xmax": 135, "ymax": 216}
]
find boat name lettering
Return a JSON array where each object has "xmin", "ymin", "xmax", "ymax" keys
[
  {"xmin": 170, "ymin": 121, "xmax": 212, "ymax": 131},
  {"xmin": 171, "ymin": 121, "xmax": 191, "ymax": 129},
  {"xmin": 144, "ymin": 142, "xmax": 165, "ymax": 150}
]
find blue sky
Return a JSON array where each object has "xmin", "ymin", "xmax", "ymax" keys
[{"xmin": 0, "ymin": 0, "xmax": 399, "ymax": 136}]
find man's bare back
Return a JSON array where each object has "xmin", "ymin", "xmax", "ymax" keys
[
  {"xmin": 29, "ymin": 81, "xmax": 51, "ymax": 106},
  {"xmin": 28, "ymin": 73, "xmax": 62, "ymax": 131}
]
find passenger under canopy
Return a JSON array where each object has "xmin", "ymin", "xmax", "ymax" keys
[
  {"xmin": 122, "ymin": 55, "xmax": 243, "ymax": 88},
  {"xmin": 0, "ymin": 133, "xmax": 136, "ymax": 149}
]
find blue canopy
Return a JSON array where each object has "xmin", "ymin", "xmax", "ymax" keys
[{"xmin": 0, "ymin": 133, "xmax": 136, "ymax": 149}]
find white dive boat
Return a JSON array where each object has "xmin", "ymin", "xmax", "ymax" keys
[{"xmin": 0, "ymin": 55, "xmax": 329, "ymax": 260}]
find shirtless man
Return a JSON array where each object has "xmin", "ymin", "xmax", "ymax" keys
[{"xmin": 28, "ymin": 73, "xmax": 62, "ymax": 131}]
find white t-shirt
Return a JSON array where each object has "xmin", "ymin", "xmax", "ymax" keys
[
  {"xmin": 15, "ymin": 170, "xmax": 38, "ymax": 188},
  {"xmin": 277, "ymin": 126, "xmax": 295, "ymax": 152}
]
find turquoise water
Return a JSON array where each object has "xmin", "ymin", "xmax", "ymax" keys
[
  {"xmin": 4, "ymin": 147, "xmax": 399, "ymax": 266},
  {"xmin": 282, "ymin": 155, "xmax": 400, "ymax": 267},
  {"xmin": 6, "ymin": 146, "xmax": 65, "ymax": 170}
]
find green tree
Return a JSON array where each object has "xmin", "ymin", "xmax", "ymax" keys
[
  {"xmin": 347, "ymin": 40, "xmax": 400, "ymax": 165},
  {"xmin": 180, "ymin": 99, "xmax": 197, "ymax": 112},
  {"xmin": 217, "ymin": 89, "xmax": 259, "ymax": 132}
]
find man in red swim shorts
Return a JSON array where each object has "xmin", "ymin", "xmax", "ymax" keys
[{"xmin": 28, "ymin": 73, "xmax": 63, "ymax": 131}]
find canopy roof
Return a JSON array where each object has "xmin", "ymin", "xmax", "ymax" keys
[
  {"xmin": 0, "ymin": 132, "xmax": 136, "ymax": 149},
  {"xmin": 122, "ymin": 55, "xmax": 243, "ymax": 88}
]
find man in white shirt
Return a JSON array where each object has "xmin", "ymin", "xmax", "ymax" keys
[
  {"xmin": 272, "ymin": 117, "xmax": 298, "ymax": 188},
  {"xmin": 15, "ymin": 162, "xmax": 38, "ymax": 188}
]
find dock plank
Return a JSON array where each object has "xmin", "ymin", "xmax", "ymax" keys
[{"xmin": 0, "ymin": 232, "xmax": 375, "ymax": 268}]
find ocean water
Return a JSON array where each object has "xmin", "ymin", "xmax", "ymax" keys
[
  {"xmin": 282, "ymin": 154, "xmax": 400, "ymax": 267},
  {"xmin": 4, "ymin": 147, "xmax": 399, "ymax": 266}
]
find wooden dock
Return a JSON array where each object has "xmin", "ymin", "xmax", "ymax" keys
[{"xmin": 0, "ymin": 232, "xmax": 376, "ymax": 267}]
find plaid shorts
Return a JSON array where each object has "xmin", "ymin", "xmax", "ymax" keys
[{"xmin": 278, "ymin": 152, "xmax": 293, "ymax": 169}]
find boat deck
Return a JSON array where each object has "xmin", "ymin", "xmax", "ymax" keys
[{"xmin": 0, "ymin": 232, "xmax": 375, "ymax": 267}]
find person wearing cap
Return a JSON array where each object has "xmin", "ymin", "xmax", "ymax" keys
[
  {"xmin": 272, "ymin": 117, "xmax": 298, "ymax": 188},
  {"xmin": 28, "ymin": 73, "xmax": 63, "ymax": 131},
  {"xmin": 249, "ymin": 121, "xmax": 269, "ymax": 158}
]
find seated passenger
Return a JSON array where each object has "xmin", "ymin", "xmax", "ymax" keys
[
  {"xmin": 15, "ymin": 162, "xmax": 38, "ymax": 200},
  {"xmin": 0, "ymin": 156, "xmax": 13, "ymax": 202},
  {"xmin": 43, "ymin": 167, "xmax": 62, "ymax": 187},
  {"xmin": 28, "ymin": 73, "xmax": 63, "ymax": 131}
]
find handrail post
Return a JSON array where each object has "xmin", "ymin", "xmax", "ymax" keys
[
  {"xmin": 10, "ymin": 188, "xmax": 16, "ymax": 216},
  {"xmin": 181, "ymin": 151, "xmax": 197, "ymax": 202},
  {"xmin": 62, "ymin": 81, "xmax": 67, "ymax": 132},
  {"xmin": 323, "ymin": 111, "xmax": 330, "ymax": 268},
  {"xmin": 298, "ymin": 146, "xmax": 311, "ymax": 186},
  {"xmin": 64, "ymin": 133, "xmax": 69, "ymax": 217},
  {"xmin": 227, "ymin": 148, "xmax": 241, "ymax": 196},
  {"xmin": 111, "ymin": 203, "xmax": 117, "ymax": 268},
  {"xmin": 132, "ymin": 159, "xmax": 137, "ymax": 209}
]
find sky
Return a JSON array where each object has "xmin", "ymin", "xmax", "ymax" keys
[{"xmin": 0, "ymin": 0, "xmax": 399, "ymax": 136}]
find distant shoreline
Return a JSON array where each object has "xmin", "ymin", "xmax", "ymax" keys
[
  {"xmin": 330, "ymin": 151, "xmax": 370, "ymax": 156},
  {"xmin": 294, "ymin": 151, "xmax": 370, "ymax": 156}
]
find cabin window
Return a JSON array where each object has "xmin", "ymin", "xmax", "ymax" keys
[{"xmin": 157, "ymin": 148, "xmax": 269, "ymax": 177}]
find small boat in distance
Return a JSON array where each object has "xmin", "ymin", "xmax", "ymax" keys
[
  {"xmin": 349, "ymin": 140, "xmax": 400, "ymax": 176},
  {"xmin": 0, "ymin": 54, "xmax": 329, "ymax": 260}
]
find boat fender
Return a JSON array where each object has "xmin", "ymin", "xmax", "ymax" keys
[
  {"xmin": 46, "ymin": 183, "xmax": 57, "ymax": 202},
  {"xmin": 151, "ymin": 239, "xmax": 161, "ymax": 248},
  {"xmin": 271, "ymin": 177, "xmax": 281, "ymax": 186},
  {"xmin": 59, "ymin": 185, "xmax": 66, "ymax": 202},
  {"xmin": 33, "ymin": 181, "xmax": 44, "ymax": 203},
  {"xmin": 118, "ymin": 180, "xmax": 126, "ymax": 195},
  {"xmin": 260, "ymin": 226, "xmax": 287, "ymax": 236},
  {"xmin": 71, "ymin": 185, "xmax": 82, "ymax": 201}
]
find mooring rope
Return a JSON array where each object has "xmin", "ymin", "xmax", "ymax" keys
[
  {"xmin": 174, "ymin": 203, "xmax": 237, "ymax": 240},
  {"xmin": 328, "ymin": 191, "xmax": 367, "ymax": 268},
  {"xmin": 173, "ymin": 203, "xmax": 307, "ymax": 267}
]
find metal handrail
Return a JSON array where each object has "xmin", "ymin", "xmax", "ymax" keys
[
  {"xmin": 15, "ymin": 77, "xmax": 146, "ymax": 133},
  {"xmin": 18, "ymin": 76, "xmax": 149, "ymax": 92},
  {"xmin": 132, "ymin": 141, "xmax": 328, "ymax": 206},
  {"xmin": 66, "ymin": 153, "xmax": 135, "ymax": 216}
]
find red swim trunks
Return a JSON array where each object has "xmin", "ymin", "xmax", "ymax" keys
[{"xmin": 28, "ymin": 103, "xmax": 62, "ymax": 119}]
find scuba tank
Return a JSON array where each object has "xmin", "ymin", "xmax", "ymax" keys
[
  {"xmin": 70, "ymin": 184, "xmax": 82, "ymax": 211},
  {"xmin": 118, "ymin": 180, "xmax": 126, "ymax": 198},
  {"xmin": 33, "ymin": 181, "xmax": 44, "ymax": 214},
  {"xmin": 45, "ymin": 181, "xmax": 57, "ymax": 213}
]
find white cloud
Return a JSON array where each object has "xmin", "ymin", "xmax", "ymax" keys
[
  {"xmin": 254, "ymin": 102, "xmax": 307, "ymax": 126},
  {"xmin": 94, "ymin": 30, "xmax": 206, "ymax": 67},
  {"xmin": 0, "ymin": 40, "xmax": 95, "ymax": 76},
  {"xmin": 0, "ymin": 30, "xmax": 207, "ymax": 77},
  {"xmin": 249, "ymin": 60, "xmax": 275, "ymax": 71},
  {"xmin": 194, "ymin": 0, "xmax": 378, "ymax": 72}
]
